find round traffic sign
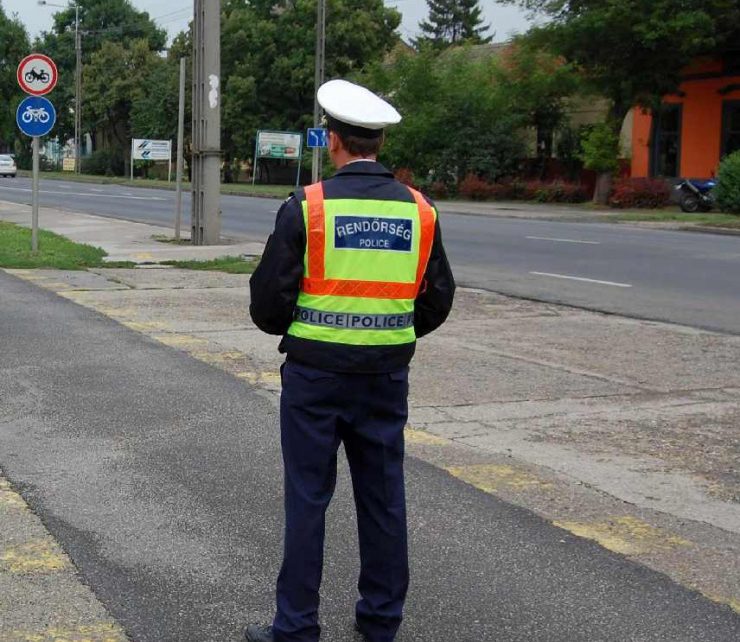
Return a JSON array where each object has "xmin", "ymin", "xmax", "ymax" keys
[
  {"xmin": 17, "ymin": 54, "xmax": 58, "ymax": 96},
  {"xmin": 16, "ymin": 96, "xmax": 57, "ymax": 137}
]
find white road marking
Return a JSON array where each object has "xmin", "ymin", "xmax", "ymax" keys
[
  {"xmin": 0, "ymin": 185, "xmax": 166, "ymax": 201},
  {"xmin": 526, "ymin": 236, "xmax": 600, "ymax": 245},
  {"xmin": 530, "ymin": 272, "xmax": 632, "ymax": 288}
]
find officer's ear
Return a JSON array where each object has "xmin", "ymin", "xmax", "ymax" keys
[{"xmin": 328, "ymin": 130, "xmax": 343, "ymax": 154}]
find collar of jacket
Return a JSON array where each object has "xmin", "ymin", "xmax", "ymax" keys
[{"xmin": 333, "ymin": 160, "xmax": 394, "ymax": 179}]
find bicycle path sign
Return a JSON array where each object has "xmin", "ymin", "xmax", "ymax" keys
[
  {"xmin": 17, "ymin": 96, "xmax": 57, "ymax": 138},
  {"xmin": 17, "ymin": 54, "xmax": 58, "ymax": 96}
]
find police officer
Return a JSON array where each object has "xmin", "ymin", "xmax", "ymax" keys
[{"xmin": 246, "ymin": 79, "xmax": 455, "ymax": 642}]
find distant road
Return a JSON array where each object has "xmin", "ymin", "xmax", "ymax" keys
[{"xmin": 2, "ymin": 176, "xmax": 740, "ymax": 334}]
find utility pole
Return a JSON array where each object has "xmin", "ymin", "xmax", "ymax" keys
[
  {"xmin": 37, "ymin": 1, "xmax": 81, "ymax": 172},
  {"xmin": 311, "ymin": 0, "xmax": 326, "ymax": 184},
  {"xmin": 174, "ymin": 57, "xmax": 186, "ymax": 241},
  {"xmin": 74, "ymin": 3, "xmax": 81, "ymax": 174},
  {"xmin": 191, "ymin": 0, "xmax": 221, "ymax": 245}
]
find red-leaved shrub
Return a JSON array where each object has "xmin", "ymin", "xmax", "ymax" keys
[
  {"xmin": 457, "ymin": 176, "xmax": 588, "ymax": 203},
  {"xmin": 458, "ymin": 174, "xmax": 495, "ymax": 200},
  {"xmin": 609, "ymin": 178, "xmax": 671, "ymax": 209},
  {"xmin": 429, "ymin": 181, "xmax": 450, "ymax": 199},
  {"xmin": 394, "ymin": 168, "xmax": 416, "ymax": 188}
]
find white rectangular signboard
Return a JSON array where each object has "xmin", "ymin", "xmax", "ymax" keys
[
  {"xmin": 256, "ymin": 131, "xmax": 302, "ymax": 160},
  {"xmin": 132, "ymin": 139, "xmax": 172, "ymax": 161}
]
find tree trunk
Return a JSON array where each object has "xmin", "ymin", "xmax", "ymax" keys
[{"xmin": 593, "ymin": 172, "xmax": 612, "ymax": 206}]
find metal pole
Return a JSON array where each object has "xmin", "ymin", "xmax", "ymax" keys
[
  {"xmin": 32, "ymin": 137, "xmax": 40, "ymax": 253},
  {"xmin": 75, "ymin": 4, "xmax": 82, "ymax": 174},
  {"xmin": 130, "ymin": 140, "xmax": 134, "ymax": 181},
  {"xmin": 191, "ymin": 0, "xmax": 221, "ymax": 245},
  {"xmin": 311, "ymin": 0, "xmax": 326, "ymax": 184},
  {"xmin": 175, "ymin": 57, "xmax": 186, "ymax": 240}
]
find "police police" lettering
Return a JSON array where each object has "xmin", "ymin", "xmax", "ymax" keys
[
  {"xmin": 334, "ymin": 216, "xmax": 413, "ymax": 252},
  {"xmin": 295, "ymin": 307, "xmax": 414, "ymax": 330}
]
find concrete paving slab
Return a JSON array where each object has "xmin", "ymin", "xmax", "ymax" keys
[{"xmin": 4, "ymin": 266, "xmax": 739, "ymax": 621}]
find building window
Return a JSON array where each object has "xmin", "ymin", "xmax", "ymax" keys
[
  {"xmin": 722, "ymin": 101, "xmax": 740, "ymax": 158},
  {"xmin": 651, "ymin": 104, "xmax": 682, "ymax": 178}
]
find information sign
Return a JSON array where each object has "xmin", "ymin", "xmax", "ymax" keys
[
  {"xmin": 307, "ymin": 128, "xmax": 328, "ymax": 148},
  {"xmin": 256, "ymin": 131, "xmax": 302, "ymax": 160},
  {"xmin": 132, "ymin": 139, "xmax": 172, "ymax": 161}
]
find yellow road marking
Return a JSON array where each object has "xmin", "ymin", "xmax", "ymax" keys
[
  {"xmin": 0, "ymin": 622, "xmax": 127, "ymax": 642},
  {"xmin": 0, "ymin": 539, "xmax": 69, "ymax": 574},
  {"xmin": 235, "ymin": 371, "xmax": 281, "ymax": 385},
  {"xmin": 446, "ymin": 463, "xmax": 553, "ymax": 493},
  {"xmin": 0, "ymin": 480, "xmax": 27, "ymax": 512},
  {"xmin": 151, "ymin": 334, "xmax": 208, "ymax": 348},
  {"xmin": 553, "ymin": 516, "xmax": 692, "ymax": 556},
  {"xmin": 701, "ymin": 593, "xmax": 740, "ymax": 614},
  {"xmin": 121, "ymin": 321, "xmax": 168, "ymax": 332},
  {"xmin": 405, "ymin": 426, "xmax": 448, "ymax": 446}
]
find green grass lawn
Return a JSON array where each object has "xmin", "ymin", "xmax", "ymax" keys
[
  {"xmin": 18, "ymin": 170, "xmax": 292, "ymax": 199},
  {"xmin": 609, "ymin": 210, "xmax": 740, "ymax": 228},
  {"xmin": 161, "ymin": 256, "xmax": 258, "ymax": 274},
  {"xmin": 0, "ymin": 221, "xmax": 115, "ymax": 269}
]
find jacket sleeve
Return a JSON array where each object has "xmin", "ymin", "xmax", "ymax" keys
[
  {"xmin": 249, "ymin": 197, "xmax": 306, "ymax": 335},
  {"xmin": 414, "ymin": 215, "xmax": 456, "ymax": 339}
]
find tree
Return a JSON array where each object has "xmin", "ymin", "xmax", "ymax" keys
[
  {"xmin": 83, "ymin": 39, "xmax": 162, "ymax": 174},
  {"xmin": 416, "ymin": 0, "xmax": 492, "ymax": 48},
  {"xmin": 34, "ymin": 0, "xmax": 166, "ymax": 158},
  {"xmin": 0, "ymin": 4, "xmax": 30, "ymax": 156},
  {"xmin": 361, "ymin": 46, "xmax": 528, "ymax": 185},
  {"xmin": 220, "ymin": 0, "xmax": 401, "ymax": 179},
  {"xmin": 500, "ymin": 0, "xmax": 740, "ymax": 201}
]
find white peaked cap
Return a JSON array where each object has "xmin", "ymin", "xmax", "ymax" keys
[{"xmin": 318, "ymin": 79, "xmax": 402, "ymax": 130}]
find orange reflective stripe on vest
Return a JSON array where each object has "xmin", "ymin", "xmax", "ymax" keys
[{"xmin": 302, "ymin": 182, "xmax": 436, "ymax": 300}]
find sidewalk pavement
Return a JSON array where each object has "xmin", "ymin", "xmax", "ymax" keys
[
  {"xmin": 1, "ymin": 203, "xmax": 739, "ymax": 639},
  {"xmin": 0, "ymin": 201, "xmax": 262, "ymax": 263}
]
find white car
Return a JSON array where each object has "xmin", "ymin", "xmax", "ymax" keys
[{"xmin": 0, "ymin": 155, "xmax": 16, "ymax": 177}]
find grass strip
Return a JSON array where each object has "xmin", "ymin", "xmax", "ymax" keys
[
  {"xmin": 609, "ymin": 211, "xmax": 740, "ymax": 227},
  {"xmin": 18, "ymin": 170, "xmax": 292, "ymax": 200},
  {"xmin": 160, "ymin": 256, "xmax": 258, "ymax": 274},
  {"xmin": 0, "ymin": 221, "xmax": 125, "ymax": 270}
]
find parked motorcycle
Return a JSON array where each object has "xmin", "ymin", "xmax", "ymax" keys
[{"xmin": 675, "ymin": 178, "xmax": 716, "ymax": 213}]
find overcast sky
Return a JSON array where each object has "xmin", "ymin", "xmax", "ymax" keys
[{"xmin": 2, "ymin": 0, "xmax": 532, "ymax": 43}]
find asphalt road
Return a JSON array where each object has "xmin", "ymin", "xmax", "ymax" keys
[
  {"xmin": 1, "ymin": 270, "xmax": 738, "ymax": 641},
  {"xmin": 2, "ymin": 176, "xmax": 740, "ymax": 334}
]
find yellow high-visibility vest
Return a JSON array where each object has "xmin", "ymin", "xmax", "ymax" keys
[{"xmin": 287, "ymin": 182, "xmax": 437, "ymax": 346}]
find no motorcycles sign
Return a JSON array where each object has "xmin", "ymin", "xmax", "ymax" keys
[{"xmin": 17, "ymin": 54, "xmax": 58, "ymax": 96}]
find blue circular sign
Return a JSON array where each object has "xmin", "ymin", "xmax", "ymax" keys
[{"xmin": 16, "ymin": 96, "xmax": 56, "ymax": 137}]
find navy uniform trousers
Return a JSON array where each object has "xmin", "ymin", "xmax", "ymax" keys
[{"xmin": 273, "ymin": 360, "xmax": 410, "ymax": 642}]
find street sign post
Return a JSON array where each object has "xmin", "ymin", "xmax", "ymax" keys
[
  {"xmin": 17, "ymin": 54, "xmax": 58, "ymax": 97},
  {"xmin": 131, "ymin": 139, "xmax": 173, "ymax": 182},
  {"xmin": 16, "ymin": 95, "xmax": 57, "ymax": 253},
  {"xmin": 252, "ymin": 130, "xmax": 303, "ymax": 187},
  {"xmin": 307, "ymin": 127, "xmax": 328, "ymax": 149}
]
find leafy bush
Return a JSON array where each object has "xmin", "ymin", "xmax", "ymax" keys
[
  {"xmin": 394, "ymin": 168, "xmax": 417, "ymax": 188},
  {"xmin": 715, "ymin": 151, "xmax": 740, "ymax": 214},
  {"xmin": 82, "ymin": 149, "xmax": 124, "ymax": 176},
  {"xmin": 459, "ymin": 174, "xmax": 495, "ymax": 200},
  {"xmin": 522, "ymin": 180, "xmax": 588, "ymax": 203},
  {"xmin": 609, "ymin": 178, "xmax": 671, "ymax": 209},
  {"xmin": 580, "ymin": 123, "xmax": 620, "ymax": 174},
  {"xmin": 458, "ymin": 176, "xmax": 587, "ymax": 203}
]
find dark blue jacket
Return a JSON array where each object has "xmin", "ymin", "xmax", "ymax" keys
[{"xmin": 249, "ymin": 160, "xmax": 456, "ymax": 373}]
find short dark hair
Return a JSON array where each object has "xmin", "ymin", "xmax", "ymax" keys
[
  {"xmin": 337, "ymin": 132, "xmax": 384, "ymax": 157},
  {"xmin": 326, "ymin": 115, "xmax": 385, "ymax": 157}
]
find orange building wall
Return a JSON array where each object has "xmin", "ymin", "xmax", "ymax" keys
[{"xmin": 632, "ymin": 75, "xmax": 740, "ymax": 179}]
